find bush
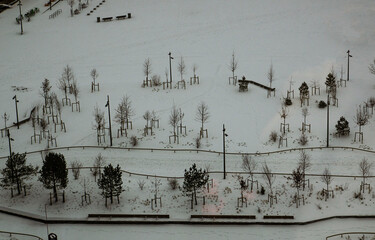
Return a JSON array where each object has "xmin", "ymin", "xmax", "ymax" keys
[
  {"xmin": 284, "ymin": 98, "xmax": 292, "ymax": 106},
  {"xmin": 137, "ymin": 180, "xmax": 146, "ymax": 190},
  {"xmin": 168, "ymin": 178, "xmax": 179, "ymax": 190},
  {"xmin": 71, "ymin": 160, "xmax": 83, "ymax": 180},
  {"xmin": 318, "ymin": 100, "xmax": 327, "ymax": 108},
  {"xmin": 130, "ymin": 135, "xmax": 138, "ymax": 146},
  {"xmin": 151, "ymin": 75, "xmax": 161, "ymax": 86},
  {"xmin": 269, "ymin": 131, "xmax": 278, "ymax": 142},
  {"xmin": 298, "ymin": 134, "xmax": 308, "ymax": 146},
  {"xmin": 260, "ymin": 185, "xmax": 265, "ymax": 195},
  {"xmin": 195, "ymin": 136, "xmax": 201, "ymax": 149}
]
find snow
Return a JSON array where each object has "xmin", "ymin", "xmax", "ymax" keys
[{"xmin": 0, "ymin": 0, "xmax": 375, "ymax": 239}]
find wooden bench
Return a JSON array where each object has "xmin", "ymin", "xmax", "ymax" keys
[
  {"xmin": 116, "ymin": 15, "xmax": 127, "ymax": 20},
  {"xmin": 88, "ymin": 213, "xmax": 169, "ymax": 219},
  {"xmin": 102, "ymin": 17, "xmax": 113, "ymax": 22},
  {"xmin": 263, "ymin": 215, "xmax": 294, "ymax": 220},
  {"xmin": 191, "ymin": 215, "xmax": 256, "ymax": 219}
]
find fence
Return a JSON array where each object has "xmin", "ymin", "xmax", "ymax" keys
[
  {"xmin": 49, "ymin": 9, "xmax": 62, "ymax": 19},
  {"xmin": 326, "ymin": 232, "xmax": 375, "ymax": 240},
  {"xmin": 0, "ymin": 230, "xmax": 43, "ymax": 240}
]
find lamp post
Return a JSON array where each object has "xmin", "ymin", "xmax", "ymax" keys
[
  {"xmin": 223, "ymin": 124, "xmax": 228, "ymax": 179},
  {"xmin": 45, "ymin": 204, "xmax": 49, "ymax": 236},
  {"xmin": 105, "ymin": 95, "xmax": 113, "ymax": 146},
  {"xmin": 7, "ymin": 129, "xmax": 14, "ymax": 157},
  {"xmin": 18, "ymin": 0, "xmax": 23, "ymax": 35},
  {"xmin": 12, "ymin": 95, "xmax": 19, "ymax": 129},
  {"xmin": 168, "ymin": 52, "xmax": 173, "ymax": 89},
  {"xmin": 347, "ymin": 50, "xmax": 352, "ymax": 82},
  {"xmin": 326, "ymin": 94, "xmax": 330, "ymax": 147}
]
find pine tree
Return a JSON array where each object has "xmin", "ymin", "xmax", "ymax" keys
[
  {"xmin": 335, "ymin": 116, "xmax": 349, "ymax": 135},
  {"xmin": 98, "ymin": 164, "xmax": 123, "ymax": 206},
  {"xmin": 298, "ymin": 82, "xmax": 309, "ymax": 97},
  {"xmin": 1, "ymin": 152, "xmax": 38, "ymax": 196},
  {"xmin": 325, "ymin": 72, "xmax": 336, "ymax": 93},
  {"xmin": 183, "ymin": 163, "xmax": 208, "ymax": 207},
  {"xmin": 39, "ymin": 152, "xmax": 68, "ymax": 202}
]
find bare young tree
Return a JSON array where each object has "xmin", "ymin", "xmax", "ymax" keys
[
  {"xmin": 195, "ymin": 101, "xmax": 210, "ymax": 137},
  {"xmin": 192, "ymin": 64, "xmax": 198, "ymax": 77},
  {"xmin": 115, "ymin": 96, "xmax": 135, "ymax": 129},
  {"xmin": 71, "ymin": 160, "xmax": 83, "ymax": 180},
  {"xmin": 57, "ymin": 77, "xmax": 68, "ymax": 105},
  {"xmin": 369, "ymin": 58, "xmax": 375, "ymax": 75},
  {"xmin": 292, "ymin": 166, "xmax": 303, "ymax": 205},
  {"xmin": 242, "ymin": 155, "xmax": 257, "ymax": 191},
  {"xmin": 92, "ymin": 153, "xmax": 105, "ymax": 182},
  {"xmin": 143, "ymin": 110, "xmax": 151, "ymax": 128},
  {"xmin": 359, "ymin": 157, "xmax": 372, "ymax": 187},
  {"xmin": 143, "ymin": 58, "xmax": 152, "ymax": 82},
  {"xmin": 267, "ymin": 63, "xmax": 275, "ymax": 88},
  {"xmin": 93, "ymin": 105, "xmax": 105, "ymax": 132},
  {"xmin": 169, "ymin": 105, "xmax": 179, "ymax": 136},
  {"xmin": 279, "ymin": 105, "xmax": 289, "ymax": 134},
  {"xmin": 52, "ymin": 94, "xmax": 62, "ymax": 121},
  {"xmin": 354, "ymin": 106, "xmax": 369, "ymax": 134},
  {"xmin": 71, "ymin": 80, "xmax": 79, "ymax": 102},
  {"xmin": 229, "ymin": 51, "xmax": 238, "ymax": 82},
  {"xmin": 40, "ymin": 79, "xmax": 52, "ymax": 108},
  {"xmin": 91, "ymin": 68, "xmax": 99, "ymax": 85},
  {"xmin": 321, "ymin": 168, "xmax": 332, "ymax": 193},
  {"xmin": 262, "ymin": 163, "xmax": 275, "ymax": 195},
  {"xmin": 177, "ymin": 57, "xmax": 186, "ymax": 81},
  {"xmin": 298, "ymin": 150, "xmax": 311, "ymax": 190},
  {"xmin": 178, "ymin": 108, "xmax": 185, "ymax": 134},
  {"xmin": 61, "ymin": 65, "xmax": 75, "ymax": 92}
]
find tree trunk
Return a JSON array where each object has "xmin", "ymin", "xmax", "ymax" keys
[
  {"xmin": 53, "ymin": 182, "xmax": 58, "ymax": 202},
  {"xmin": 110, "ymin": 190, "xmax": 113, "ymax": 204},
  {"xmin": 16, "ymin": 179, "xmax": 21, "ymax": 195},
  {"xmin": 194, "ymin": 187, "xmax": 197, "ymax": 205}
]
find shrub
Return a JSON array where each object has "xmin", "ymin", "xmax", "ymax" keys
[
  {"xmin": 71, "ymin": 160, "xmax": 82, "ymax": 180},
  {"xmin": 298, "ymin": 134, "xmax": 308, "ymax": 146},
  {"xmin": 151, "ymin": 75, "xmax": 161, "ymax": 86},
  {"xmin": 168, "ymin": 178, "xmax": 179, "ymax": 190},
  {"xmin": 269, "ymin": 131, "xmax": 278, "ymax": 142},
  {"xmin": 130, "ymin": 135, "xmax": 138, "ymax": 146},
  {"xmin": 284, "ymin": 98, "xmax": 292, "ymax": 106},
  {"xmin": 318, "ymin": 100, "xmax": 327, "ymax": 108},
  {"xmin": 137, "ymin": 180, "xmax": 146, "ymax": 190},
  {"xmin": 260, "ymin": 185, "xmax": 265, "ymax": 195}
]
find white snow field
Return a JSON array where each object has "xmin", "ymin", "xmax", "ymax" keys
[{"xmin": 1, "ymin": 0, "xmax": 375, "ymax": 239}]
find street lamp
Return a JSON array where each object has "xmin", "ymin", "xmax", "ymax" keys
[
  {"xmin": 168, "ymin": 52, "xmax": 174, "ymax": 89},
  {"xmin": 105, "ymin": 95, "xmax": 113, "ymax": 146},
  {"xmin": 12, "ymin": 95, "xmax": 19, "ymax": 129},
  {"xmin": 223, "ymin": 124, "xmax": 228, "ymax": 179},
  {"xmin": 347, "ymin": 50, "xmax": 353, "ymax": 82},
  {"xmin": 17, "ymin": 0, "xmax": 23, "ymax": 35},
  {"xmin": 326, "ymin": 94, "xmax": 330, "ymax": 147},
  {"xmin": 7, "ymin": 129, "xmax": 14, "ymax": 157}
]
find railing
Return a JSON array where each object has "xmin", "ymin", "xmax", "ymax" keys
[
  {"xmin": 0, "ymin": 230, "xmax": 43, "ymax": 240},
  {"xmin": 326, "ymin": 232, "xmax": 375, "ymax": 240}
]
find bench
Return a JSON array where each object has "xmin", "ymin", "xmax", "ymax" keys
[
  {"xmin": 102, "ymin": 17, "xmax": 113, "ymax": 22},
  {"xmin": 191, "ymin": 215, "xmax": 256, "ymax": 219},
  {"xmin": 263, "ymin": 215, "xmax": 294, "ymax": 220},
  {"xmin": 88, "ymin": 213, "xmax": 170, "ymax": 219},
  {"xmin": 116, "ymin": 15, "xmax": 127, "ymax": 20}
]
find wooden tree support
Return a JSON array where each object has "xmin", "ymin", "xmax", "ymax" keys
[
  {"xmin": 190, "ymin": 75, "xmax": 199, "ymax": 85},
  {"xmin": 169, "ymin": 134, "xmax": 179, "ymax": 144},
  {"xmin": 177, "ymin": 125, "xmax": 187, "ymax": 135},
  {"xmin": 267, "ymin": 89, "xmax": 276, "ymax": 98},
  {"xmin": 268, "ymin": 194, "xmax": 277, "ymax": 207},
  {"xmin": 151, "ymin": 196, "xmax": 162, "ymax": 210},
  {"xmin": 338, "ymin": 78, "xmax": 347, "ymax": 88},
  {"xmin": 278, "ymin": 136, "xmax": 288, "ymax": 148},
  {"xmin": 43, "ymin": 105, "xmax": 51, "ymax": 115},
  {"xmin": 91, "ymin": 82, "xmax": 100, "ymax": 92},
  {"xmin": 229, "ymin": 76, "xmax": 237, "ymax": 85},
  {"xmin": 237, "ymin": 195, "xmax": 247, "ymax": 208},
  {"xmin": 300, "ymin": 96, "xmax": 309, "ymax": 107},
  {"xmin": 200, "ymin": 128, "xmax": 208, "ymax": 138},
  {"xmin": 287, "ymin": 90, "xmax": 294, "ymax": 99},
  {"xmin": 162, "ymin": 81, "xmax": 171, "ymax": 90},
  {"xmin": 144, "ymin": 126, "xmax": 153, "ymax": 136},
  {"xmin": 32, "ymin": 116, "xmax": 41, "ymax": 125},
  {"xmin": 97, "ymin": 131, "xmax": 105, "ymax": 144},
  {"xmin": 330, "ymin": 96, "xmax": 338, "ymax": 107},
  {"xmin": 72, "ymin": 101, "xmax": 80, "ymax": 112},
  {"xmin": 47, "ymin": 114, "xmax": 59, "ymax": 124},
  {"xmin": 354, "ymin": 132, "xmax": 364, "ymax": 144},
  {"xmin": 295, "ymin": 194, "xmax": 305, "ymax": 208},
  {"xmin": 206, "ymin": 179, "xmax": 214, "ymax": 193},
  {"xmin": 47, "ymin": 135, "xmax": 57, "ymax": 148},
  {"xmin": 151, "ymin": 119, "xmax": 160, "ymax": 128},
  {"xmin": 54, "ymin": 121, "xmax": 66, "ymax": 133},
  {"xmin": 311, "ymin": 86, "xmax": 321, "ymax": 95},
  {"xmin": 322, "ymin": 189, "xmax": 334, "ymax": 201},
  {"xmin": 177, "ymin": 80, "xmax": 186, "ymax": 89},
  {"xmin": 81, "ymin": 193, "xmax": 91, "ymax": 205},
  {"xmin": 143, "ymin": 78, "xmax": 152, "ymax": 87},
  {"xmin": 41, "ymin": 129, "xmax": 50, "ymax": 139},
  {"xmin": 360, "ymin": 182, "xmax": 371, "ymax": 194},
  {"xmin": 280, "ymin": 123, "xmax": 290, "ymax": 133},
  {"xmin": 190, "ymin": 195, "xmax": 205, "ymax": 209},
  {"xmin": 302, "ymin": 122, "xmax": 311, "ymax": 133},
  {"xmin": 30, "ymin": 133, "xmax": 41, "ymax": 144},
  {"xmin": 246, "ymin": 179, "xmax": 259, "ymax": 191},
  {"xmin": 62, "ymin": 97, "xmax": 71, "ymax": 106},
  {"xmin": 117, "ymin": 128, "xmax": 127, "ymax": 138},
  {"xmin": 302, "ymin": 178, "xmax": 310, "ymax": 190},
  {"xmin": 125, "ymin": 120, "xmax": 133, "ymax": 130}
]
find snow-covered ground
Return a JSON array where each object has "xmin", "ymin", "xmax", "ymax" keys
[{"xmin": 0, "ymin": 0, "xmax": 375, "ymax": 239}]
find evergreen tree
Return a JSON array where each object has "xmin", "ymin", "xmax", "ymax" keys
[
  {"xmin": 335, "ymin": 116, "xmax": 349, "ymax": 134},
  {"xmin": 1, "ymin": 152, "xmax": 38, "ymax": 196},
  {"xmin": 39, "ymin": 152, "xmax": 68, "ymax": 202},
  {"xmin": 325, "ymin": 72, "xmax": 336, "ymax": 93},
  {"xmin": 183, "ymin": 163, "xmax": 209, "ymax": 207},
  {"xmin": 298, "ymin": 82, "xmax": 309, "ymax": 97},
  {"xmin": 292, "ymin": 167, "xmax": 303, "ymax": 202},
  {"xmin": 98, "ymin": 164, "xmax": 123, "ymax": 206}
]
